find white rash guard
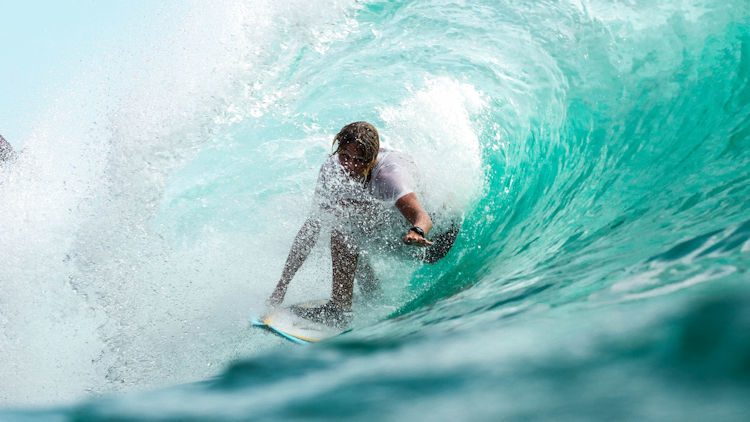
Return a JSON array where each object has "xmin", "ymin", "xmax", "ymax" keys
[{"xmin": 313, "ymin": 148, "xmax": 419, "ymax": 210}]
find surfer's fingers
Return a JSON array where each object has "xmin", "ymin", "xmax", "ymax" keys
[
  {"xmin": 403, "ymin": 232, "xmax": 432, "ymax": 246},
  {"xmin": 415, "ymin": 237, "xmax": 433, "ymax": 246},
  {"xmin": 404, "ymin": 234, "xmax": 433, "ymax": 246}
]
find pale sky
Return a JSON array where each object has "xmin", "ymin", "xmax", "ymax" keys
[{"xmin": 0, "ymin": 1, "xmax": 157, "ymax": 147}]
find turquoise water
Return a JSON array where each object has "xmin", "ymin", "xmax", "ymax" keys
[{"xmin": 1, "ymin": 0, "xmax": 749, "ymax": 420}]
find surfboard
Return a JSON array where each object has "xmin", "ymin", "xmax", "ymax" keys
[{"xmin": 252, "ymin": 300, "xmax": 348, "ymax": 344}]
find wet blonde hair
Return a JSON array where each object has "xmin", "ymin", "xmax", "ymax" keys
[{"xmin": 332, "ymin": 121, "xmax": 380, "ymax": 179}]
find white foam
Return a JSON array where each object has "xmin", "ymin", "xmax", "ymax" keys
[
  {"xmin": 0, "ymin": 0, "xmax": 360, "ymax": 407},
  {"xmin": 379, "ymin": 77, "xmax": 486, "ymax": 219}
]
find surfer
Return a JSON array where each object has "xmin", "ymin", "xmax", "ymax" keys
[
  {"xmin": 266, "ymin": 121, "xmax": 459, "ymax": 326},
  {"xmin": 0, "ymin": 134, "xmax": 13, "ymax": 162}
]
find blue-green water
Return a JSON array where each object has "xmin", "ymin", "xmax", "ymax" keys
[{"xmin": 1, "ymin": 0, "xmax": 749, "ymax": 420}]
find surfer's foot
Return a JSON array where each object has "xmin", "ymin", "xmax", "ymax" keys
[{"xmin": 291, "ymin": 301, "xmax": 352, "ymax": 328}]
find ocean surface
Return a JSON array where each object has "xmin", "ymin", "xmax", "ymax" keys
[{"xmin": 1, "ymin": 0, "xmax": 749, "ymax": 420}]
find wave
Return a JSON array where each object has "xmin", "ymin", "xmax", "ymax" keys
[{"xmin": 1, "ymin": 0, "xmax": 749, "ymax": 418}]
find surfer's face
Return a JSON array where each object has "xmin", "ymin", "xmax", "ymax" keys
[{"xmin": 338, "ymin": 142, "xmax": 369, "ymax": 178}]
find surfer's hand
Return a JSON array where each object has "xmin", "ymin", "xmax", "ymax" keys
[{"xmin": 403, "ymin": 231, "xmax": 433, "ymax": 247}]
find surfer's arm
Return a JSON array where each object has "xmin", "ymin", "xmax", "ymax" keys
[
  {"xmin": 396, "ymin": 193, "xmax": 433, "ymax": 246},
  {"xmin": 267, "ymin": 216, "xmax": 322, "ymax": 306}
]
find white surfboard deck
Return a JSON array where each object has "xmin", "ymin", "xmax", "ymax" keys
[{"xmin": 252, "ymin": 300, "xmax": 347, "ymax": 344}]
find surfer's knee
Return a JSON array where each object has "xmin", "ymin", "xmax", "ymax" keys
[{"xmin": 331, "ymin": 228, "xmax": 359, "ymax": 255}]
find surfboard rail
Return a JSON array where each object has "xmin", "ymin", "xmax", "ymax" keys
[{"xmin": 252, "ymin": 300, "xmax": 347, "ymax": 344}]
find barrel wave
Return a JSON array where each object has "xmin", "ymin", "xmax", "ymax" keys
[{"xmin": 1, "ymin": 0, "xmax": 749, "ymax": 420}]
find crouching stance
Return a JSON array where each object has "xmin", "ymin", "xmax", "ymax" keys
[{"xmin": 267, "ymin": 122, "xmax": 459, "ymax": 326}]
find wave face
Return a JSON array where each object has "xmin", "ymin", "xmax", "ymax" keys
[{"xmin": 2, "ymin": 0, "xmax": 749, "ymax": 420}]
